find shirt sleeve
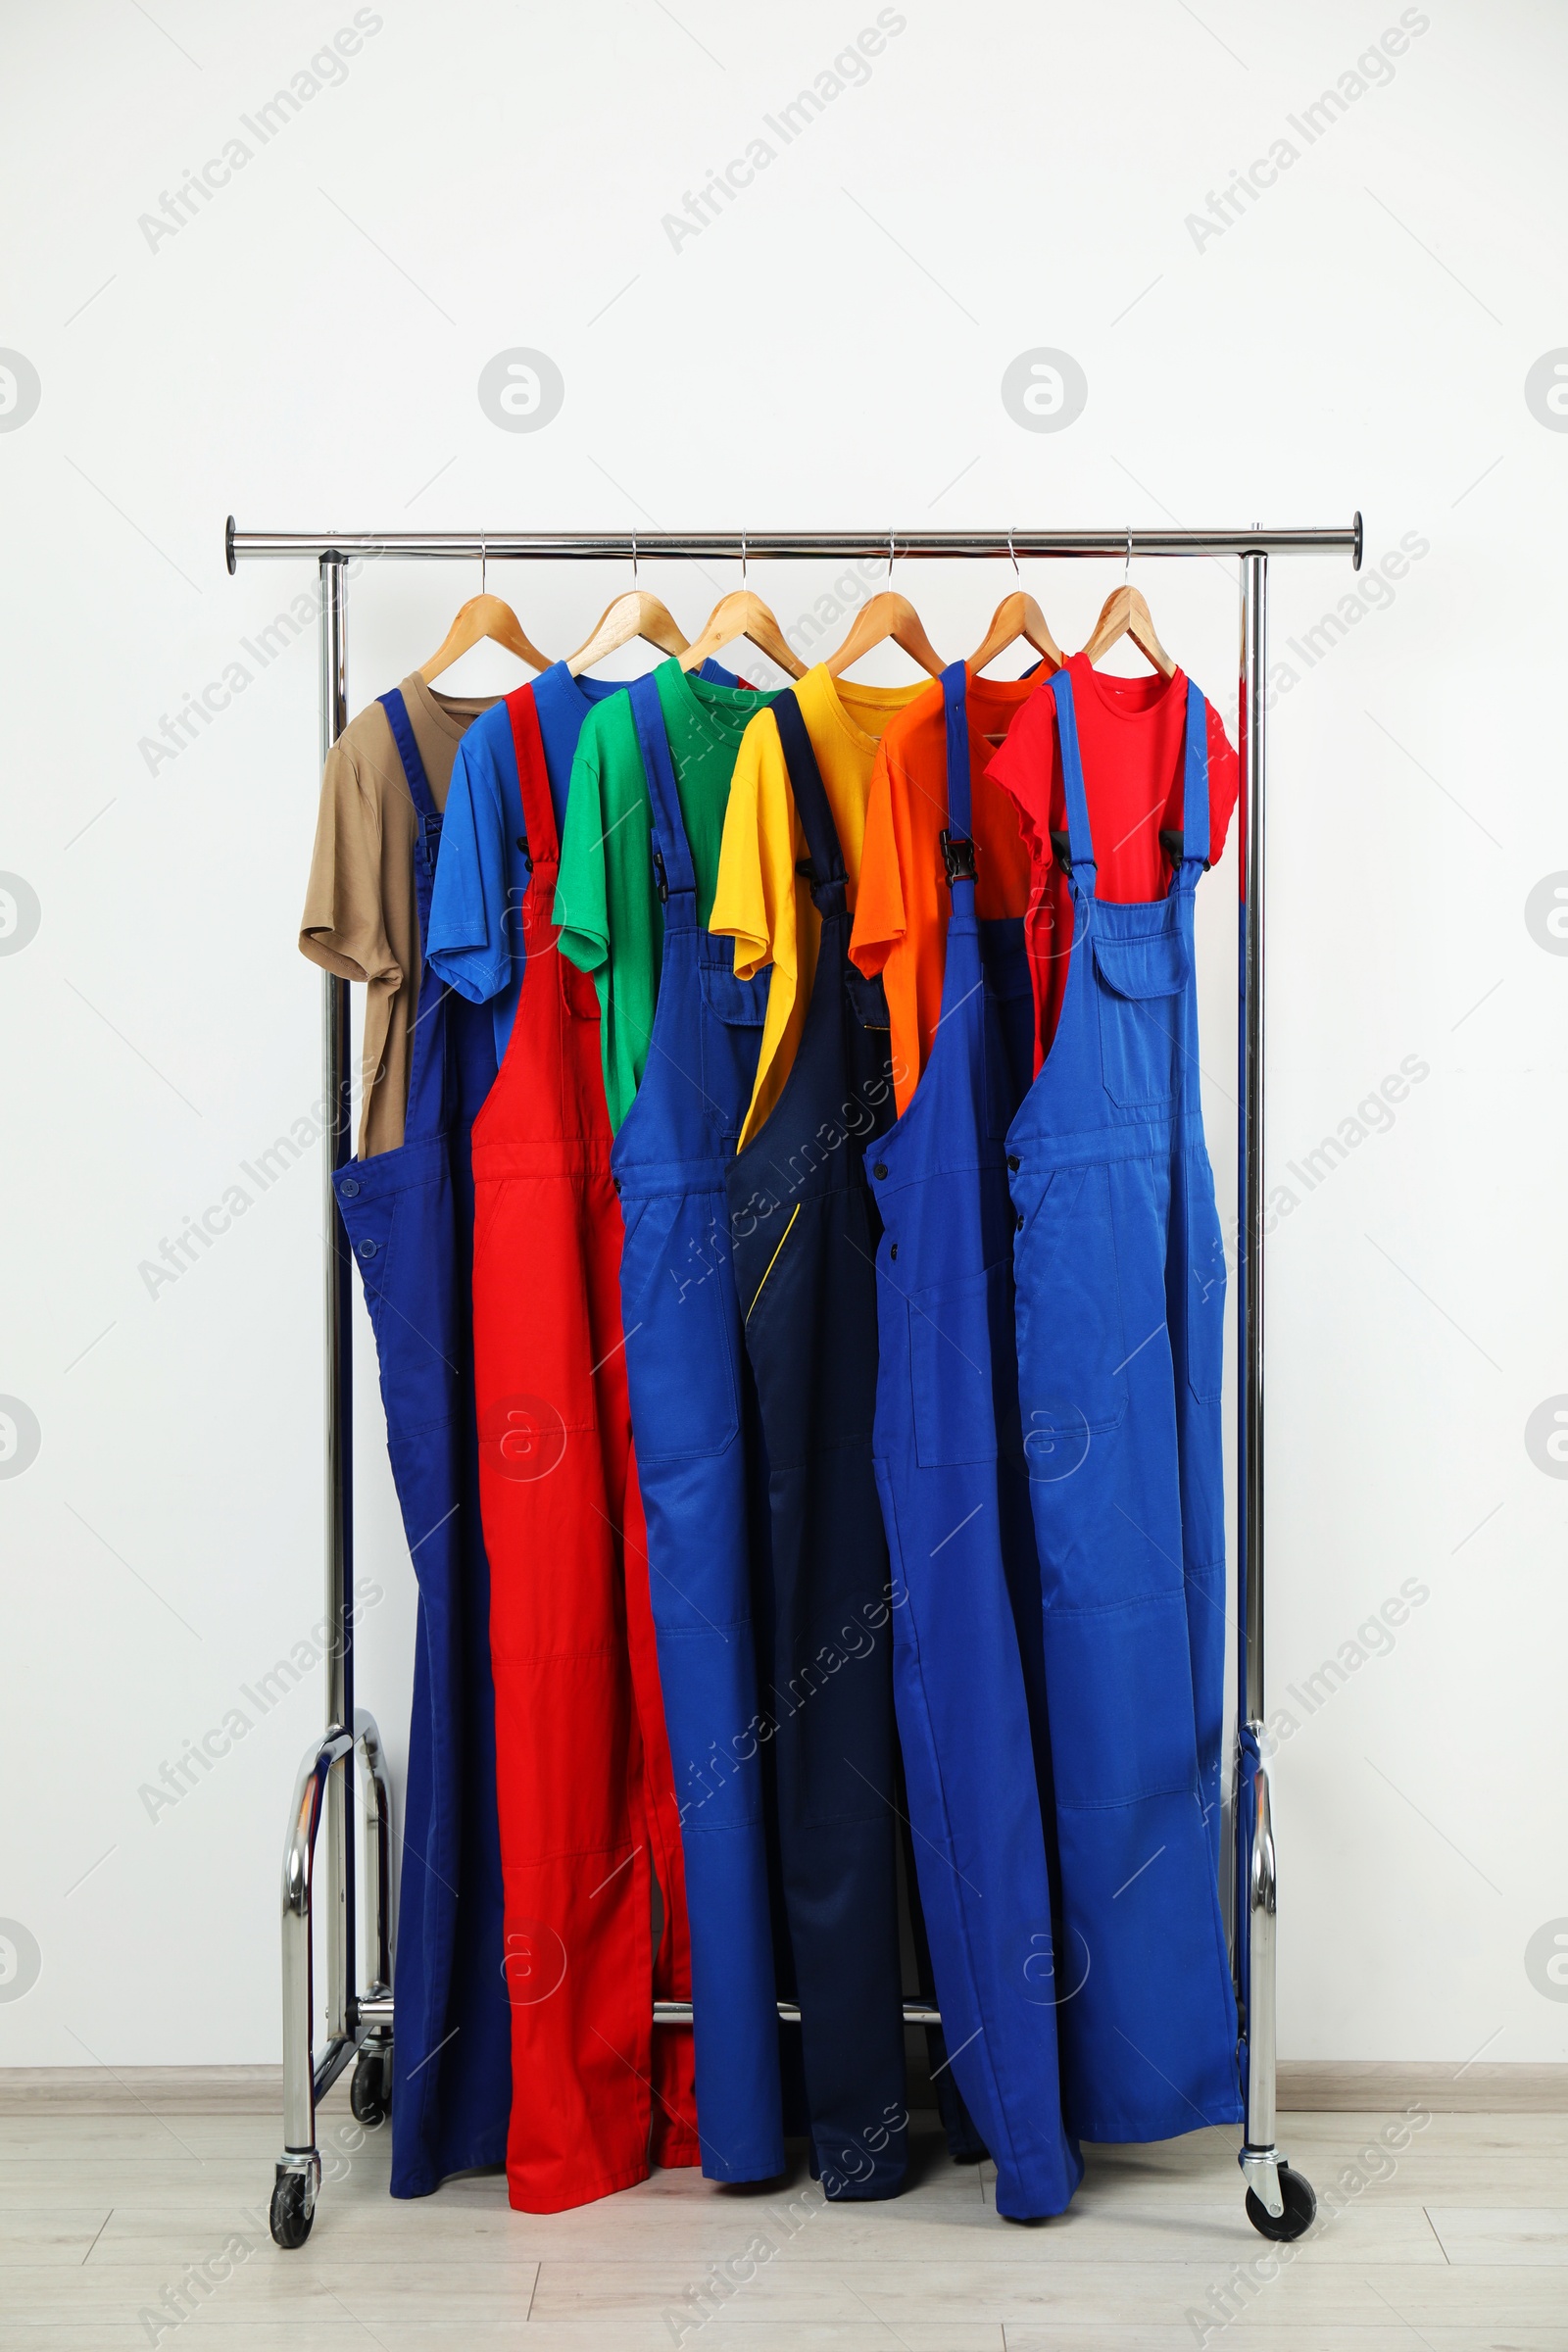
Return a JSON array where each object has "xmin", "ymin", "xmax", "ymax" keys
[
  {"xmin": 299, "ymin": 738, "xmax": 399, "ymax": 992},
  {"xmin": 710, "ymin": 708, "xmax": 793, "ymax": 983},
  {"xmin": 553, "ymin": 720, "xmax": 611, "ymax": 977},
  {"xmin": 849, "ymin": 738, "xmax": 906, "ymax": 980},
  {"xmin": 427, "ymin": 732, "xmax": 509, "ymax": 1005}
]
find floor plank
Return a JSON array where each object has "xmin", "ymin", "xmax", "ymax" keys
[
  {"xmin": 1, "ymin": 2096, "xmax": 1565, "ymax": 2347},
  {"xmin": 1425, "ymin": 2207, "xmax": 1568, "ymax": 2264}
]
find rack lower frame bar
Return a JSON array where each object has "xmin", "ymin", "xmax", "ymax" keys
[{"xmin": 230, "ymin": 514, "xmax": 1359, "ymax": 2250}]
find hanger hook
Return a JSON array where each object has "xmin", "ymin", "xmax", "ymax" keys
[
  {"xmin": 480, "ymin": 535, "xmax": 487, "ymax": 598},
  {"xmin": 1008, "ymin": 528, "xmax": 1019, "ymax": 584},
  {"xmin": 631, "ymin": 531, "xmax": 638, "ymax": 586},
  {"xmin": 887, "ymin": 528, "xmax": 896, "ymax": 586},
  {"xmin": 741, "ymin": 530, "xmax": 748, "ymax": 587},
  {"xmin": 1124, "ymin": 526, "xmax": 1132, "ymax": 585}
]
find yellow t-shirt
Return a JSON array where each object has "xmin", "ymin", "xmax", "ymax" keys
[{"xmin": 710, "ymin": 664, "xmax": 927, "ymax": 1149}]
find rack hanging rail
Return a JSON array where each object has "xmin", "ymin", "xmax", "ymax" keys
[
  {"xmin": 228, "ymin": 518, "xmax": 1362, "ymax": 566},
  {"xmin": 229, "ymin": 511, "xmax": 1359, "ymax": 2252}
]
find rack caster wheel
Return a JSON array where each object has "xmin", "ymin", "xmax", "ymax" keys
[
  {"xmin": 350, "ymin": 2043, "xmax": 392, "ymax": 2129},
  {"xmin": 270, "ymin": 2163, "xmax": 318, "ymax": 2249},
  {"xmin": 1245, "ymin": 2161, "xmax": 1316, "ymax": 2241}
]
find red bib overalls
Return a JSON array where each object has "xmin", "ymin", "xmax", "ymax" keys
[{"xmin": 471, "ymin": 685, "xmax": 699, "ymax": 2210}]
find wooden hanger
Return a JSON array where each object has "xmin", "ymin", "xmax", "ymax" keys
[
  {"xmin": 1081, "ymin": 535, "xmax": 1177, "ymax": 678},
  {"xmin": 828, "ymin": 590, "xmax": 946, "ymax": 681},
  {"xmin": 419, "ymin": 548, "xmax": 551, "ymax": 683},
  {"xmin": 420, "ymin": 594, "xmax": 551, "ymax": 683},
  {"xmin": 969, "ymin": 592, "xmax": 1064, "ymax": 675},
  {"xmin": 566, "ymin": 538, "xmax": 690, "ymax": 675},
  {"xmin": 969, "ymin": 539, "xmax": 1064, "ymax": 674},
  {"xmin": 827, "ymin": 542, "xmax": 946, "ymax": 680},
  {"xmin": 679, "ymin": 556, "xmax": 806, "ymax": 679}
]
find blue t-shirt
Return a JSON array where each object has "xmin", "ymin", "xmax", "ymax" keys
[{"xmin": 429, "ymin": 658, "xmax": 739, "ymax": 1064}]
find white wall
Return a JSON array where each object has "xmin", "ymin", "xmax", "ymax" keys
[{"xmin": 2, "ymin": 0, "xmax": 1564, "ymax": 2070}]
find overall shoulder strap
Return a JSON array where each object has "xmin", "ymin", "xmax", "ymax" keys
[
  {"xmin": 938, "ymin": 662, "xmax": 978, "ymax": 902},
  {"xmin": 379, "ymin": 689, "xmax": 447, "ymax": 1128},
  {"xmin": 628, "ymin": 671, "xmax": 696, "ymax": 920},
  {"xmin": 379, "ymin": 689, "xmax": 438, "ymax": 820},
  {"xmin": 1177, "ymin": 678, "xmax": 1211, "ymax": 871},
  {"xmin": 506, "ymin": 685, "xmax": 558, "ymax": 875},
  {"xmin": 1049, "ymin": 668, "xmax": 1098, "ymax": 895},
  {"xmin": 383, "ymin": 691, "xmax": 444, "ymax": 894},
  {"xmin": 772, "ymin": 689, "xmax": 846, "ymax": 915}
]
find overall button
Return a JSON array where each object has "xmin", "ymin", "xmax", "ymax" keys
[
  {"xmin": 1014, "ymin": 1212, "xmax": 1025, "ymax": 1232},
  {"xmin": 872, "ymin": 1161, "xmax": 888, "ymax": 1180},
  {"xmin": 341, "ymin": 1177, "xmax": 361, "ymax": 1197},
  {"xmin": 1006, "ymin": 1154, "xmax": 1020, "ymax": 1173},
  {"xmin": 612, "ymin": 1177, "xmax": 621, "ymax": 1195},
  {"xmin": 889, "ymin": 1242, "xmax": 899, "ymax": 1261},
  {"xmin": 358, "ymin": 1238, "xmax": 378, "ymax": 1258}
]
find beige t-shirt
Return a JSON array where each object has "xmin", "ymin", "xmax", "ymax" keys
[{"xmin": 300, "ymin": 673, "xmax": 499, "ymax": 1156}]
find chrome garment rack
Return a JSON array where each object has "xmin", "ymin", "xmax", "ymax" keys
[{"xmin": 227, "ymin": 514, "xmax": 1362, "ymax": 2250}]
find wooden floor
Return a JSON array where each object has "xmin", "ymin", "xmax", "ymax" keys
[{"xmin": 2, "ymin": 2080, "xmax": 1566, "ymax": 2349}]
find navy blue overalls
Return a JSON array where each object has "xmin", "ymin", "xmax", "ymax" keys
[
  {"xmin": 1006, "ymin": 667, "xmax": 1240, "ymax": 2143},
  {"xmin": 610, "ymin": 673, "xmax": 785, "ymax": 2185},
  {"xmin": 724, "ymin": 691, "xmax": 908, "ymax": 2201},
  {"xmin": 331, "ymin": 690, "xmax": 512, "ymax": 2195},
  {"xmin": 865, "ymin": 663, "xmax": 1082, "ymax": 2219}
]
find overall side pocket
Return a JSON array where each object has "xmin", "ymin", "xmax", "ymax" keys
[
  {"xmin": 908, "ymin": 1261, "xmax": 1007, "ymax": 1468},
  {"xmin": 1014, "ymin": 1161, "xmax": 1129, "ymax": 1469},
  {"xmin": 619, "ymin": 1191, "xmax": 741, "ymax": 1460}
]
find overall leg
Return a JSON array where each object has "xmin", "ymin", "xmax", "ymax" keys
[
  {"xmin": 1169, "ymin": 1139, "xmax": 1230, "ymax": 1875},
  {"xmin": 339, "ymin": 1141, "xmax": 512, "ymax": 2195},
  {"xmin": 621, "ymin": 1181, "xmax": 785, "ymax": 2186},
  {"xmin": 739, "ymin": 1171, "xmax": 907, "ymax": 2200},
  {"xmin": 1015, "ymin": 1147, "xmax": 1239, "ymax": 2142},
  {"xmin": 476, "ymin": 1165, "xmax": 657, "ymax": 2209}
]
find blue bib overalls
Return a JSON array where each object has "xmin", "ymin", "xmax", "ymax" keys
[
  {"xmin": 331, "ymin": 689, "xmax": 512, "ymax": 2195},
  {"xmin": 1006, "ymin": 668, "xmax": 1240, "ymax": 2143},
  {"xmin": 865, "ymin": 662, "xmax": 1083, "ymax": 2219},
  {"xmin": 610, "ymin": 673, "xmax": 786, "ymax": 2184}
]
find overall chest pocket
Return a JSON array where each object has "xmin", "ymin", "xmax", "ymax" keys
[
  {"xmin": 845, "ymin": 966, "xmax": 891, "ymax": 1034},
  {"xmin": 1091, "ymin": 921, "xmax": 1190, "ymax": 1110},
  {"xmin": 699, "ymin": 952, "xmax": 769, "ymax": 1137}
]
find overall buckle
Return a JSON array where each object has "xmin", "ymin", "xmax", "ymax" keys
[
  {"xmin": 940, "ymin": 828, "xmax": 977, "ymax": 886},
  {"xmin": 1161, "ymin": 824, "xmax": 1209, "ymax": 870},
  {"xmin": 652, "ymin": 845, "xmax": 669, "ymax": 905}
]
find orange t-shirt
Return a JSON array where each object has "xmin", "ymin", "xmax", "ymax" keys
[
  {"xmin": 986, "ymin": 653, "xmax": 1240, "ymax": 1069},
  {"xmin": 850, "ymin": 667, "xmax": 1045, "ymax": 1115}
]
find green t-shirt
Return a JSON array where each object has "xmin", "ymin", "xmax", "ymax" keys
[{"xmin": 554, "ymin": 659, "xmax": 777, "ymax": 1130}]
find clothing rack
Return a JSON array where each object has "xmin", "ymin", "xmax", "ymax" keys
[{"xmin": 227, "ymin": 514, "xmax": 1362, "ymax": 2249}]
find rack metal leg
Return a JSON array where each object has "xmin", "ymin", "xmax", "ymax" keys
[
  {"xmin": 269, "ymin": 553, "xmax": 396, "ymax": 2250},
  {"xmin": 1234, "ymin": 552, "xmax": 1314, "ymax": 2243},
  {"xmin": 350, "ymin": 1710, "xmax": 395, "ymax": 2127},
  {"xmin": 270, "ymin": 1714, "xmax": 394, "ymax": 2247}
]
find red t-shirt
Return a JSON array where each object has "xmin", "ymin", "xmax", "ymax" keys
[{"xmin": 985, "ymin": 652, "xmax": 1239, "ymax": 1062}]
